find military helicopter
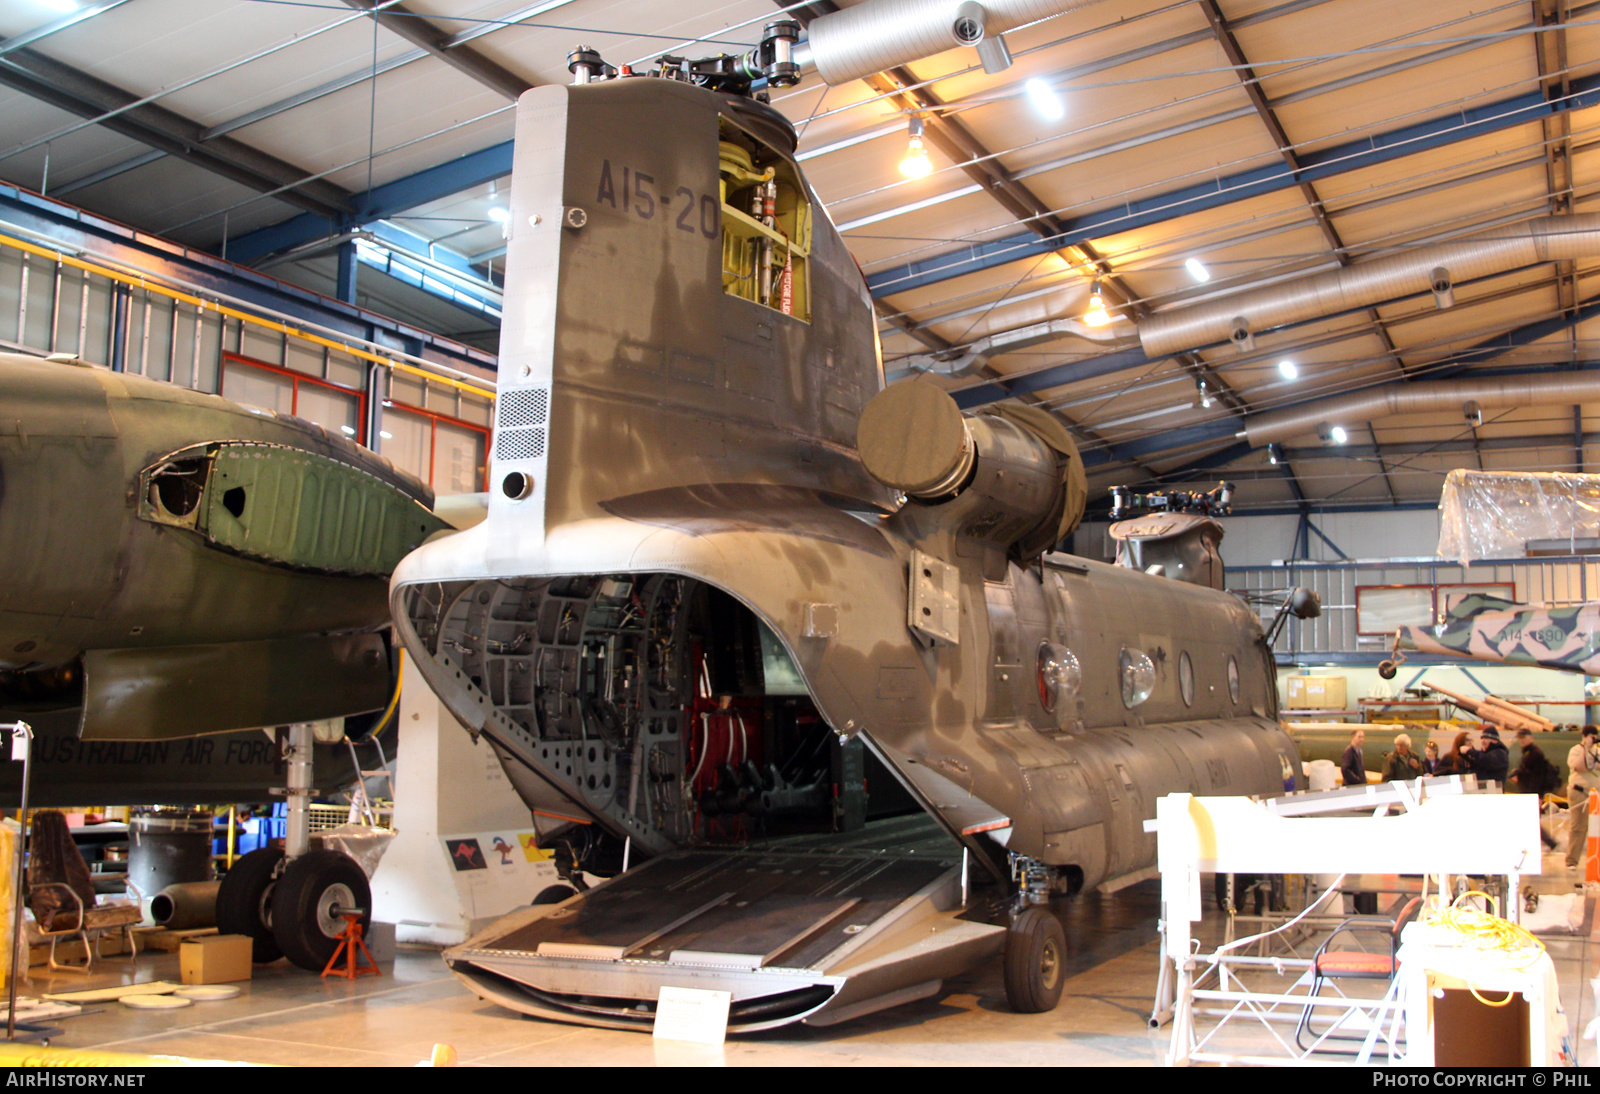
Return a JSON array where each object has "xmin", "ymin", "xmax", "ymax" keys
[
  {"xmin": 388, "ymin": 26, "xmax": 1311, "ymax": 1031},
  {"xmin": 0, "ymin": 349, "xmax": 450, "ymax": 967}
]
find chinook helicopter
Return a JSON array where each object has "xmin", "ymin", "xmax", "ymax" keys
[{"xmin": 388, "ymin": 26, "xmax": 1310, "ymax": 1032}]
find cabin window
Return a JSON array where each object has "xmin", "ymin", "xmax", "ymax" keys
[
  {"xmin": 1036, "ymin": 642, "xmax": 1080, "ymax": 714},
  {"xmin": 1227, "ymin": 655, "xmax": 1241, "ymax": 703},
  {"xmin": 718, "ymin": 120, "xmax": 811, "ymax": 321},
  {"xmin": 1179, "ymin": 651, "xmax": 1194, "ymax": 707},
  {"xmin": 1119, "ymin": 648, "xmax": 1156, "ymax": 708}
]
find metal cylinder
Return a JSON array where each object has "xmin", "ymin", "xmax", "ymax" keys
[
  {"xmin": 1141, "ymin": 214, "xmax": 1600, "ymax": 357},
  {"xmin": 149, "ymin": 880, "xmax": 221, "ymax": 931},
  {"xmin": 1242, "ymin": 371, "xmax": 1600, "ymax": 448},
  {"xmin": 805, "ymin": 0, "xmax": 1110, "ymax": 86},
  {"xmin": 128, "ymin": 809, "xmax": 213, "ymax": 910}
]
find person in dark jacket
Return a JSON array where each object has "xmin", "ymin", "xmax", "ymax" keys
[
  {"xmin": 1436, "ymin": 731, "xmax": 1472, "ymax": 776},
  {"xmin": 1470, "ymin": 724, "xmax": 1510, "ymax": 787},
  {"xmin": 1423, "ymin": 738, "xmax": 1441, "ymax": 775},
  {"xmin": 1340, "ymin": 728, "xmax": 1366, "ymax": 787},
  {"xmin": 1509, "ymin": 730, "xmax": 1560, "ymax": 796},
  {"xmin": 1509, "ymin": 728, "xmax": 1560, "ymax": 848}
]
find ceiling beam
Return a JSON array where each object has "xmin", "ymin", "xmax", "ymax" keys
[
  {"xmin": 226, "ymin": 140, "xmax": 515, "ymax": 263},
  {"xmin": 338, "ymin": 0, "xmax": 532, "ymax": 100},
  {"xmin": 0, "ymin": 43, "xmax": 353, "ymax": 221},
  {"xmin": 864, "ymin": 70, "xmax": 1600, "ymax": 299}
]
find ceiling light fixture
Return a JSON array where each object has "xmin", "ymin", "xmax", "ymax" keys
[
  {"xmin": 1278, "ymin": 358, "xmax": 1298, "ymax": 380},
  {"xmin": 1184, "ymin": 257, "xmax": 1210, "ymax": 283},
  {"xmin": 899, "ymin": 117, "xmax": 932, "ymax": 178},
  {"xmin": 487, "ymin": 206, "xmax": 511, "ymax": 223},
  {"xmin": 1318, "ymin": 422, "xmax": 1348, "ymax": 445},
  {"xmin": 1267, "ymin": 443, "xmax": 1282, "ymax": 465},
  {"xmin": 1196, "ymin": 379, "xmax": 1213, "ymax": 409},
  {"xmin": 1025, "ymin": 78, "xmax": 1064, "ymax": 121},
  {"xmin": 1083, "ymin": 280, "xmax": 1110, "ymax": 326}
]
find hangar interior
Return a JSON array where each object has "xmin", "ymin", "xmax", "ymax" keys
[{"xmin": 0, "ymin": 0, "xmax": 1598, "ymax": 1068}]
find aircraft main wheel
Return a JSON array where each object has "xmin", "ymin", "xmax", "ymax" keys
[
  {"xmin": 1378, "ymin": 660, "xmax": 1398, "ymax": 680},
  {"xmin": 216, "ymin": 847, "xmax": 285, "ymax": 963},
  {"xmin": 1003, "ymin": 906, "xmax": 1067, "ymax": 1014},
  {"xmin": 270, "ymin": 850, "xmax": 371, "ymax": 972},
  {"xmin": 533, "ymin": 884, "xmax": 577, "ymax": 905}
]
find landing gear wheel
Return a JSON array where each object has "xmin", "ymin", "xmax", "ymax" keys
[
  {"xmin": 1378, "ymin": 660, "xmax": 1398, "ymax": 680},
  {"xmin": 216, "ymin": 847, "xmax": 285, "ymax": 963},
  {"xmin": 533, "ymin": 884, "xmax": 577, "ymax": 905},
  {"xmin": 1003, "ymin": 906, "xmax": 1067, "ymax": 1013},
  {"xmin": 269, "ymin": 850, "xmax": 371, "ymax": 972}
]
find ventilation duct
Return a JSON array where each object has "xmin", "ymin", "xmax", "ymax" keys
[
  {"xmin": 886, "ymin": 315, "xmax": 1131, "ymax": 382},
  {"xmin": 1140, "ymin": 215, "xmax": 1600, "ymax": 358},
  {"xmin": 804, "ymin": 0, "xmax": 1112, "ymax": 87},
  {"xmin": 1241, "ymin": 371, "xmax": 1600, "ymax": 448}
]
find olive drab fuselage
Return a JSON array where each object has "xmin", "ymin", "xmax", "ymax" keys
[{"xmin": 390, "ymin": 78, "xmax": 1302, "ymax": 890}]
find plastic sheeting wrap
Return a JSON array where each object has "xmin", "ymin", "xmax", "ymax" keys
[
  {"xmin": 1437, "ymin": 469, "xmax": 1600, "ymax": 563},
  {"xmin": 316, "ymin": 824, "xmax": 396, "ymax": 880}
]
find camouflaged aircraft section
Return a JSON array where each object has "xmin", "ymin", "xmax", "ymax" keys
[
  {"xmin": 391, "ymin": 70, "xmax": 1303, "ymax": 1030},
  {"xmin": 142, "ymin": 442, "xmax": 449, "ymax": 577},
  {"xmin": 0, "ymin": 351, "xmax": 441, "ymax": 741},
  {"xmin": 1393, "ymin": 593, "xmax": 1600, "ymax": 677}
]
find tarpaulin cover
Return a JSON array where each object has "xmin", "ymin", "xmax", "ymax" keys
[
  {"xmin": 1437, "ymin": 469, "xmax": 1600, "ymax": 563},
  {"xmin": 316, "ymin": 823, "xmax": 396, "ymax": 879}
]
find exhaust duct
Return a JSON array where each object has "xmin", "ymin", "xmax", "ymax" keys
[
  {"xmin": 805, "ymin": 0, "xmax": 1111, "ymax": 87},
  {"xmin": 1140, "ymin": 215, "xmax": 1600, "ymax": 358},
  {"xmin": 1241, "ymin": 371, "xmax": 1600, "ymax": 448}
]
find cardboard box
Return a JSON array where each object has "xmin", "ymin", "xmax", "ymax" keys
[
  {"xmin": 180, "ymin": 933, "xmax": 253, "ymax": 985},
  {"xmin": 1286, "ymin": 675, "xmax": 1347, "ymax": 710}
]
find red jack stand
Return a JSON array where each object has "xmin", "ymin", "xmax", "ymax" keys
[{"xmin": 321, "ymin": 914, "xmax": 381, "ymax": 980}]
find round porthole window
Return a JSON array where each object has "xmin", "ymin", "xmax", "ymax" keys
[
  {"xmin": 1179, "ymin": 651, "xmax": 1195, "ymax": 707},
  {"xmin": 1036, "ymin": 642, "xmax": 1082, "ymax": 713},
  {"xmin": 1227, "ymin": 655, "xmax": 1241, "ymax": 703},
  {"xmin": 1120, "ymin": 648, "xmax": 1156, "ymax": 708}
]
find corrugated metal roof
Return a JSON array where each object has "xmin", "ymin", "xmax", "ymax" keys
[{"xmin": 1, "ymin": 0, "xmax": 1598, "ymax": 510}]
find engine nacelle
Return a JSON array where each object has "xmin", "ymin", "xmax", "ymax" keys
[{"xmin": 856, "ymin": 380, "xmax": 1086, "ymax": 559}]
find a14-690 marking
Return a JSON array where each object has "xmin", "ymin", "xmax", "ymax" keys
[{"xmin": 596, "ymin": 159, "xmax": 717, "ymax": 238}]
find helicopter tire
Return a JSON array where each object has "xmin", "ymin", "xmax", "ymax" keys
[
  {"xmin": 1378, "ymin": 660, "xmax": 1398, "ymax": 680},
  {"xmin": 533, "ymin": 884, "xmax": 578, "ymax": 905},
  {"xmin": 270, "ymin": 850, "xmax": 371, "ymax": 972},
  {"xmin": 216, "ymin": 847, "xmax": 285, "ymax": 963},
  {"xmin": 1003, "ymin": 906, "xmax": 1067, "ymax": 1013}
]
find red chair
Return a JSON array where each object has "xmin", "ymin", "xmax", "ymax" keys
[{"xmin": 1295, "ymin": 896, "xmax": 1421, "ymax": 1054}]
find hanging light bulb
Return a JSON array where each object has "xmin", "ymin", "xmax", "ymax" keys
[
  {"xmin": 1083, "ymin": 280, "xmax": 1110, "ymax": 327},
  {"xmin": 1196, "ymin": 378, "xmax": 1213, "ymax": 409},
  {"xmin": 900, "ymin": 117, "xmax": 932, "ymax": 178}
]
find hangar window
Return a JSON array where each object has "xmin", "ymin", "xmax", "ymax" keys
[{"xmin": 718, "ymin": 120, "xmax": 811, "ymax": 321}]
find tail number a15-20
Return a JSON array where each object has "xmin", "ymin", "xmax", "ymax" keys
[{"xmin": 596, "ymin": 160, "xmax": 717, "ymax": 239}]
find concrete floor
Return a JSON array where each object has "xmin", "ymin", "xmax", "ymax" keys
[{"xmin": 9, "ymin": 857, "xmax": 1600, "ymax": 1067}]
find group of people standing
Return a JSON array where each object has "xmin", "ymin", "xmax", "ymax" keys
[
  {"xmin": 1339, "ymin": 723, "xmax": 1600, "ymax": 865},
  {"xmin": 1339, "ymin": 726, "xmax": 1508, "ymax": 785}
]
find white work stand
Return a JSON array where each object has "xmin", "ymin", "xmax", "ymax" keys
[
  {"xmin": 1153, "ymin": 787, "xmax": 1543, "ymax": 1066},
  {"xmin": 1396, "ymin": 922, "xmax": 1563, "ymax": 1066}
]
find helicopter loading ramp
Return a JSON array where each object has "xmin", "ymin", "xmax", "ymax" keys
[{"xmin": 443, "ymin": 817, "xmax": 1005, "ymax": 1033}]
